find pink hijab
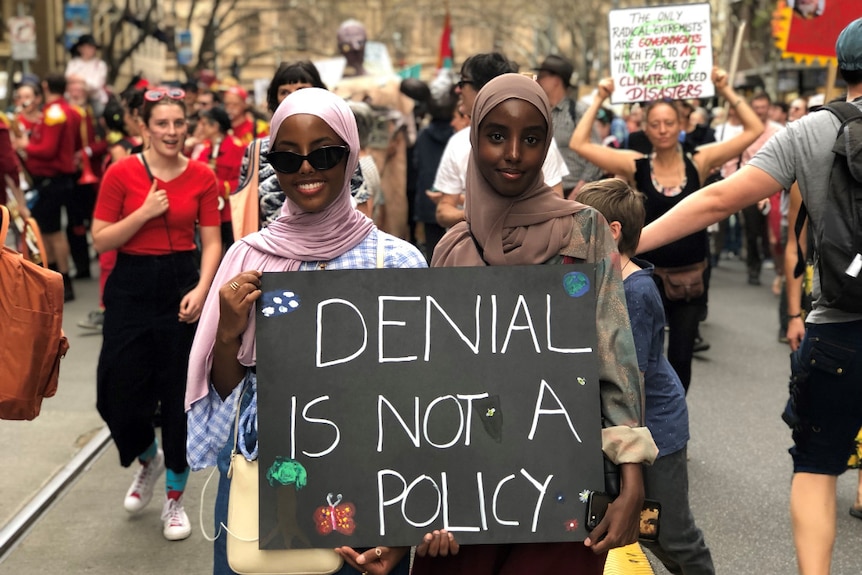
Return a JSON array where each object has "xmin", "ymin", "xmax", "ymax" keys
[
  {"xmin": 185, "ymin": 88, "xmax": 374, "ymax": 409},
  {"xmin": 431, "ymin": 74, "xmax": 584, "ymax": 268}
]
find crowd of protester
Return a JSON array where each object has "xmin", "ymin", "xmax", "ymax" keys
[{"xmin": 4, "ymin": 17, "xmax": 862, "ymax": 575}]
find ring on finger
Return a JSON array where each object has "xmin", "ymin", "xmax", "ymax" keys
[
  {"xmin": 229, "ymin": 281, "xmax": 240, "ymax": 292},
  {"xmin": 375, "ymin": 547, "xmax": 382, "ymax": 558}
]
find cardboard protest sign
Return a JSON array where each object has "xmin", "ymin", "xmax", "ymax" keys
[
  {"xmin": 256, "ymin": 265, "xmax": 605, "ymax": 548},
  {"xmin": 609, "ymin": 3, "xmax": 713, "ymax": 103}
]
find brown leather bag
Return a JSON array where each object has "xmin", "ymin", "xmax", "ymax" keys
[
  {"xmin": 0, "ymin": 205, "xmax": 69, "ymax": 420},
  {"xmin": 653, "ymin": 260, "xmax": 708, "ymax": 302}
]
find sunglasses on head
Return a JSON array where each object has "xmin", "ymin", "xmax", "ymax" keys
[
  {"xmin": 266, "ymin": 146, "xmax": 349, "ymax": 174},
  {"xmin": 144, "ymin": 88, "xmax": 186, "ymax": 103}
]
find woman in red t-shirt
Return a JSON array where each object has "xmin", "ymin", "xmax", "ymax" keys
[
  {"xmin": 91, "ymin": 87, "xmax": 222, "ymax": 542},
  {"xmin": 190, "ymin": 106, "xmax": 244, "ymax": 250}
]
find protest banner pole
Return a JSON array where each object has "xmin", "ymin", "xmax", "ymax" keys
[
  {"xmin": 727, "ymin": 20, "xmax": 746, "ymax": 99},
  {"xmin": 824, "ymin": 60, "xmax": 838, "ymax": 103}
]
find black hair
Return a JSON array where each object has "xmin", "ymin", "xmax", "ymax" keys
[
  {"xmin": 121, "ymin": 88, "xmax": 145, "ymax": 116},
  {"xmin": 839, "ymin": 68, "xmax": 862, "ymax": 86},
  {"xmin": 772, "ymin": 101, "xmax": 789, "ymax": 115},
  {"xmin": 102, "ymin": 97, "xmax": 128, "ymax": 135},
  {"xmin": 346, "ymin": 100, "xmax": 374, "ymax": 149},
  {"xmin": 201, "ymin": 106, "xmax": 232, "ymax": 134},
  {"xmin": 15, "ymin": 81, "xmax": 42, "ymax": 98},
  {"xmin": 197, "ymin": 89, "xmax": 220, "ymax": 105},
  {"xmin": 42, "ymin": 73, "xmax": 66, "ymax": 96},
  {"xmin": 267, "ymin": 61, "xmax": 327, "ymax": 113},
  {"xmin": 461, "ymin": 53, "xmax": 518, "ymax": 92},
  {"xmin": 427, "ymin": 89, "xmax": 458, "ymax": 122}
]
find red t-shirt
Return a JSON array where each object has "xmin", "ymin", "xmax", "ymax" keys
[
  {"xmin": 94, "ymin": 155, "xmax": 220, "ymax": 256},
  {"xmin": 231, "ymin": 115, "xmax": 269, "ymax": 146},
  {"xmin": 191, "ymin": 135, "xmax": 245, "ymax": 223},
  {"xmin": 25, "ymin": 98, "xmax": 79, "ymax": 177}
]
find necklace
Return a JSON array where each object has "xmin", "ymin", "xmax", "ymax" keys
[{"xmin": 621, "ymin": 258, "xmax": 634, "ymax": 274}]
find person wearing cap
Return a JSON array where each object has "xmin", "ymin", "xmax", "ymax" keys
[
  {"xmin": 65, "ymin": 33, "xmax": 109, "ymax": 117},
  {"xmin": 534, "ymin": 54, "xmax": 602, "ymax": 198},
  {"xmin": 637, "ymin": 18, "xmax": 862, "ymax": 575},
  {"xmin": 222, "ymin": 85, "xmax": 269, "ymax": 146}
]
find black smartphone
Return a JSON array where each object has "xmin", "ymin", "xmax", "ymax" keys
[{"xmin": 586, "ymin": 492, "xmax": 661, "ymax": 542}]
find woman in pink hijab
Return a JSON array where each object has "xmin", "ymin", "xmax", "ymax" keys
[{"xmin": 185, "ymin": 87, "xmax": 425, "ymax": 575}]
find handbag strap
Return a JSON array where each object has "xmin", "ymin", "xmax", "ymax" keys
[
  {"xmin": 199, "ymin": 380, "xmax": 248, "ymax": 543},
  {"xmin": 376, "ymin": 231, "xmax": 385, "ymax": 268},
  {"xmin": 249, "ymin": 139, "xmax": 261, "ymax": 186},
  {"xmin": 0, "ymin": 205, "xmax": 8, "ymax": 246}
]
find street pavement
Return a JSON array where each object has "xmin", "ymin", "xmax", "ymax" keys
[{"xmin": 1, "ymin": 258, "xmax": 861, "ymax": 574}]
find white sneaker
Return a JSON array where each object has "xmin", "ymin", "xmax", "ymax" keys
[
  {"xmin": 123, "ymin": 449, "xmax": 165, "ymax": 513},
  {"xmin": 161, "ymin": 496, "xmax": 192, "ymax": 541}
]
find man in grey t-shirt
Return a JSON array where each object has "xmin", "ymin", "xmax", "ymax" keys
[
  {"xmin": 638, "ymin": 17, "xmax": 862, "ymax": 575},
  {"xmin": 534, "ymin": 54, "xmax": 603, "ymax": 197}
]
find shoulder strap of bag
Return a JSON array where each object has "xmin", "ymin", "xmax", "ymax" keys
[
  {"xmin": 249, "ymin": 139, "xmax": 261, "ymax": 185},
  {"xmin": 0, "ymin": 205, "xmax": 9, "ymax": 246},
  {"xmin": 376, "ymin": 230, "xmax": 385, "ymax": 268},
  {"xmin": 139, "ymin": 153, "xmax": 154, "ymax": 183}
]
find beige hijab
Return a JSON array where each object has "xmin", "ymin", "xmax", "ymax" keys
[{"xmin": 431, "ymin": 73, "xmax": 584, "ymax": 267}]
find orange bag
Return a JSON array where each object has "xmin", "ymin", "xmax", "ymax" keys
[{"xmin": 0, "ymin": 205, "xmax": 69, "ymax": 420}]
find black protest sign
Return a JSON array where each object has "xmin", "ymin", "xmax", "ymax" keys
[{"xmin": 256, "ymin": 264, "xmax": 604, "ymax": 548}]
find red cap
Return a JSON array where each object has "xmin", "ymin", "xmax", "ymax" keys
[{"xmin": 226, "ymin": 85, "xmax": 248, "ymax": 100}]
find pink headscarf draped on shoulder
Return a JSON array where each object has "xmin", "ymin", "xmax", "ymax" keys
[
  {"xmin": 185, "ymin": 87, "xmax": 374, "ymax": 409},
  {"xmin": 431, "ymin": 73, "xmax": 584, "ymax": 267}
]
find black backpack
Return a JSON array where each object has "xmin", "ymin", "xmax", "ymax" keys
[{"xmin": 794, "ymin": 101, "xmax": 862, "ymax": 313}]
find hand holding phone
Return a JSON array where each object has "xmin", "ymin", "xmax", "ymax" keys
[{"xmin": 586, "ymin": 492, "xmax": 661, "ymax": 542}]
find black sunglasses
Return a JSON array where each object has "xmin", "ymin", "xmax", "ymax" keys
[
  {"xmin": 266, "ymin": 146, "xmax": 349, "ymax": 174},
  {"xmin": 456, "ymin": 79, "xmax": 474, "ymax": 90}
]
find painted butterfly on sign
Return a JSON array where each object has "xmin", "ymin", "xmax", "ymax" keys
[{"xmin": 314, "ymin": 493, "xmax": 356, "ymax": 536}]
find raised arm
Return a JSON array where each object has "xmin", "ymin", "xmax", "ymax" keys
[
  {"xmin": 693, "ymin": 68, "xmax": 764, "ymax": 175},
  {"xmin": 638, "ymin": 164, "xmax": 783, "ymax": 254},
  {"xmin": 568, "ymin": 78, "xmax": 642, "ymax": 183}
]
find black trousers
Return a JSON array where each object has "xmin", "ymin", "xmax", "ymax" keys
[
  {"xmin": 66, "ymin": 181, "xmax": 97, "ymax": 278},
  {"xmin": 96, "ymin": 251, "xmax": 198, "ymax": 472},
  {"xmin": 742, "ymin": 203, "xmax": 770, "ymax": 276}
]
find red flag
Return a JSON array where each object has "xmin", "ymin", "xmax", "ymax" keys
[{"xmin": 436, "ymin": 10, "xmax": 453, "ymax": 70}]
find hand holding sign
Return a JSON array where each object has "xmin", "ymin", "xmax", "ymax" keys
[
  {"xmin": 335, "ymin": 545, "xmax": 409, "ymax": 575},
  {"xmin": 415, "ymin": 529, "xmax": 460, "ymax": 558}
]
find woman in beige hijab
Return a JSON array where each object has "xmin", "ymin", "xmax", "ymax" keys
[{"xmin": 416, "ymin": 73, "xmax": 657, "ymax": 575}]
